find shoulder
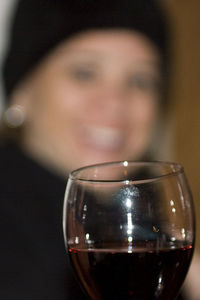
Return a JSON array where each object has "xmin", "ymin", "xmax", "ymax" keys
[
  {"xmin": 0, "ymin": 141, "xmax": 25, "ymax": 174},
  {"xmin": 0, "ymin": 142, "xmax": 15, "ymax": 173},
  {"xmin": 0, "ymin": 141, "xmax": 41, "ymax": 195}
]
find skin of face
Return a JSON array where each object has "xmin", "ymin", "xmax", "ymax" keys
[{"xmin": 11, "ymin": 29, "xmax": 162, "ymax": 175}]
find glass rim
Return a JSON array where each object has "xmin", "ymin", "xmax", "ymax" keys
[{"xmin": 68, "ymin": 160, "xmax": 184, "ymax": 184}]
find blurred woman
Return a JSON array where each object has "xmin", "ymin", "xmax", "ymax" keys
[{"xmin": 0, "ymin": 0, "xmax": 187, "ymax": 299}]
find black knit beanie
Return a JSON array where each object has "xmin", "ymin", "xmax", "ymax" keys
[{"xmin": 2, "ymin": 0, "xmax": 168, "ymax": 100}]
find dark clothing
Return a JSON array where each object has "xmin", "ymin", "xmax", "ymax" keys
[
  {"xmin": 0, "ymin": 143, "xmax": 186, "ymax": 299},
  {"xmin": 0, "ymin": 143, "xmax": 87, "ymax": 300}
]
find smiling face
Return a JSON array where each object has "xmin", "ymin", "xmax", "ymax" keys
[{"xmin": 12, "ymin": 30, "xmax": 162, "ymax": 174}]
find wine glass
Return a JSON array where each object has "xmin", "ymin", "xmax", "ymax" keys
[{"xmin": 63, "ymin": 161, "xmax": 195, "ymax": 300}]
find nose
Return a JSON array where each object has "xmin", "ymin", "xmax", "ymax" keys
[{"xmin": 95, "ymin": 82, "xmax": 128, "ymax": 120}]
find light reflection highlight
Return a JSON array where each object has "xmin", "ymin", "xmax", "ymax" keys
[
  {"xmin": 123, "ymin": 161, "xmax": 129, "ymax": 167},
  {"xmin": 128, "ymin": 236, "xmax": 133, "ymax": 242},
  {"xmin": 181, "ymin": 228, "xmax": 186, "ymax": 239},
  {"xmin": 126, "ymin": 198, "xmax": 132, "ymax": 208},
  {"xmin": 75, "ymin": 237, "xmax": 79, "ymax": 244}
]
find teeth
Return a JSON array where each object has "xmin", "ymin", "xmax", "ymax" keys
[{"xmin": 85, "ymin": 127, "xmax": 123, "ymax": 150}]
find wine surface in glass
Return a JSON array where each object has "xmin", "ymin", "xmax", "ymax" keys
[{"xmin": 69, "ymin": 242, "xmax": 193, "ymax": 300}]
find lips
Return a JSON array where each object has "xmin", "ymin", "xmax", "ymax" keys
[{"xmin": 83, "ymin": 126, "xmax": 124, "ymax": 151}]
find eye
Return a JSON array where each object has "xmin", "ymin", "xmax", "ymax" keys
[
  {"xmin": 126, "ymin": 74, "xmax": 161, "ymax": 92},
  {"xmin": 68, "ymin": 66, "xmax": 97, "ymax": 82}
]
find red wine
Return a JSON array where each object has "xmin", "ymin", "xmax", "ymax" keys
[{"xmin": 68, "ymin": 245, "xmax": 193, "ymax": 300}]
